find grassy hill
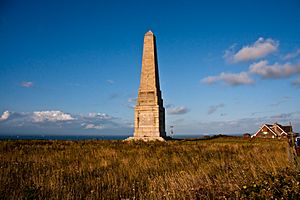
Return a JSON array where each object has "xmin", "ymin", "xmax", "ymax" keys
[{"xmin": 0, "ymin": 137, "xmax": 299, "ymax": 199}]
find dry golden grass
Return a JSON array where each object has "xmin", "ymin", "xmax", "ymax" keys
[{"xmin": 0, "ymin": 137, "xmax": 299, "ymax": 199}]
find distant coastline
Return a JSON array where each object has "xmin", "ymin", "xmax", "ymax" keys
[
  {"xmin": 0, "ymin": 134, "xmax": 242, "ymax": 140},
  {"xmin": 0, "ymin": 135, "xmax": 130, "ymax": 141}
]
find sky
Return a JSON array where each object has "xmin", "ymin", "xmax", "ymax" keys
[{"xmin": 0, "ymin": 0, "xmax": 300, "ymax": 136}]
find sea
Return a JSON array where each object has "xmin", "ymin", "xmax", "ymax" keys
[{"xmin": 0, "ymin": 134, "xmax": 204, "ymax": 140}]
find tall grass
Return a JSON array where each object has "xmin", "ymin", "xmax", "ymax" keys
[{"xmin": 0, "ymin": 138, "xmax": 299, "ymax": 199}]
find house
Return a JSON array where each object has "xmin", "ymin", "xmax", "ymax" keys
[
  {"xmin": 243, "ymin": 133, "xmax": 251, "ymax": 139},
  {"xmin": 251, "ymin": 123, "xmax": 293, "ymax": 139},
  {"xmin": 296, "ymin": 136, "xmax": 300, "ymax": 156}
]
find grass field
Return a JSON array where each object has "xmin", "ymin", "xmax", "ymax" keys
[{"xmin": 0, "ymin": 137, "xmax": 299, "ymax": 199}]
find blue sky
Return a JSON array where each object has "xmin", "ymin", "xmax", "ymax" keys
[{"xmin": 0, "ymin": 0, "xmax": 300, "ymax": 136}]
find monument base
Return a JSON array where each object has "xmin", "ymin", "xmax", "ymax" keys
[{"xmin": 124, "ymin": 136, "xmax": 165, "ymax": 142}]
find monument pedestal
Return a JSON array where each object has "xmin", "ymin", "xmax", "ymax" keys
[{"xmin": 125, "ymin": 136, "xmax": 165, "ymax": 142}]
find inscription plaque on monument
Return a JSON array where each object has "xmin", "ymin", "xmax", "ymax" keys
[{"xmin": 139, "ymin": 112, "xmax": 154, "ymax": 127}]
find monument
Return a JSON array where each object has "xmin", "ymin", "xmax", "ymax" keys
[{"xmin": 127, "ymin": 31, "xmax": 166, "ymax": 141}]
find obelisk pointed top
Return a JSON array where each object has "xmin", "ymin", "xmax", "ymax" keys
[{"xmin": 145, "ymin": 30, "xmax": 154, "ymax": 35}]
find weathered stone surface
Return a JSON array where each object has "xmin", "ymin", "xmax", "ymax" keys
[
  {"xmin": 130, "ymin": 31, "xmax": 166, "ymax": 141},
  {"xmin": 125, "ymin": 136, "xmax": 165, "ymax": 142}
]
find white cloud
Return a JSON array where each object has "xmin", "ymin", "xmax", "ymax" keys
[
  {"xmin": 202, "ymin": 72, "xmax": 254, "ymax": 86},
  {"xmin": 0, "ymin": 110, "xmax": 131, "ymax": 135},
  {"xmin": 87, "ymin": 113, "xmax": 112, "ymax": 120},
  {"xmin": 203, "ymin": 60, "xmax": 300, "ymax": 86},
  {"xmin": 201, "ymin": 76, "xmax": 219, "ymax": 85},
  {"xmin": 107, "ymin": 80, "xmax": 115, "ymax": 84},
  {"xmin": 127, "ymin": 97, "xmax": 137, "ymax": 109},
  {"xmin": 208, "ymin": 104, "xmax": 224, "ymax": 115},
  {"xmin": 249, "ymin": 60, "xmax": 300, "ymax": 78},
  {"xmin": 221, "ymin": 72, "xmax": 254, "ymax": 85},
  {"xmin": 84, "ymin": 124, "xmax": 104, "ymax": 130},
  {"xmin": 270, "ymin": 113, "xmax": 293, "ymax": 120},
  {"xmin": 108, "ymin": 93, "xmax": 119, "ymax": 100},
  {"xmin": 32, "ymin": 111, "xmax": 74, "ymax": 122},
  {"xmin": 21, "ymin": 81, "xmax": 34, "ymax": 88},
  {"xmin": 127, "ymin": 104, "xmax": 135, "ymax": 109},
  {"xmin": 128, "ymin": 97, "xmax": 137, "ymax": 103},
  {"xmin": 0, "ymin": 111, "xmax": 10, "ymax": 121},
  {"xmin": 174, "ymin": 112, "xmax": 300, "ymax": 135},
  {"xmin": 284, "ymin": 49, "xmax": 300, "ymax": 60},
  {"xmin": 270, "ymin": 96, "xmax": 290, "ymax": 107},
  {"xmin": 225, "ymin": 37, "xmax": 278, "ymax": 63},
  {"xmin": 167, "ymin": 106, "xmax": 189, "ymax": 115},
  {"xmin": 223, "ymin": 44, "xmax": 237, "ymax": 62},
  {"xmin": 292, "ymin": 77, "xmax": 300, "ymax": 86}
]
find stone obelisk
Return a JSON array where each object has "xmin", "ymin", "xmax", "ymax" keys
[{"xmin": 128, "ymin": 31, "xmax": 166, "ymax": 141}]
